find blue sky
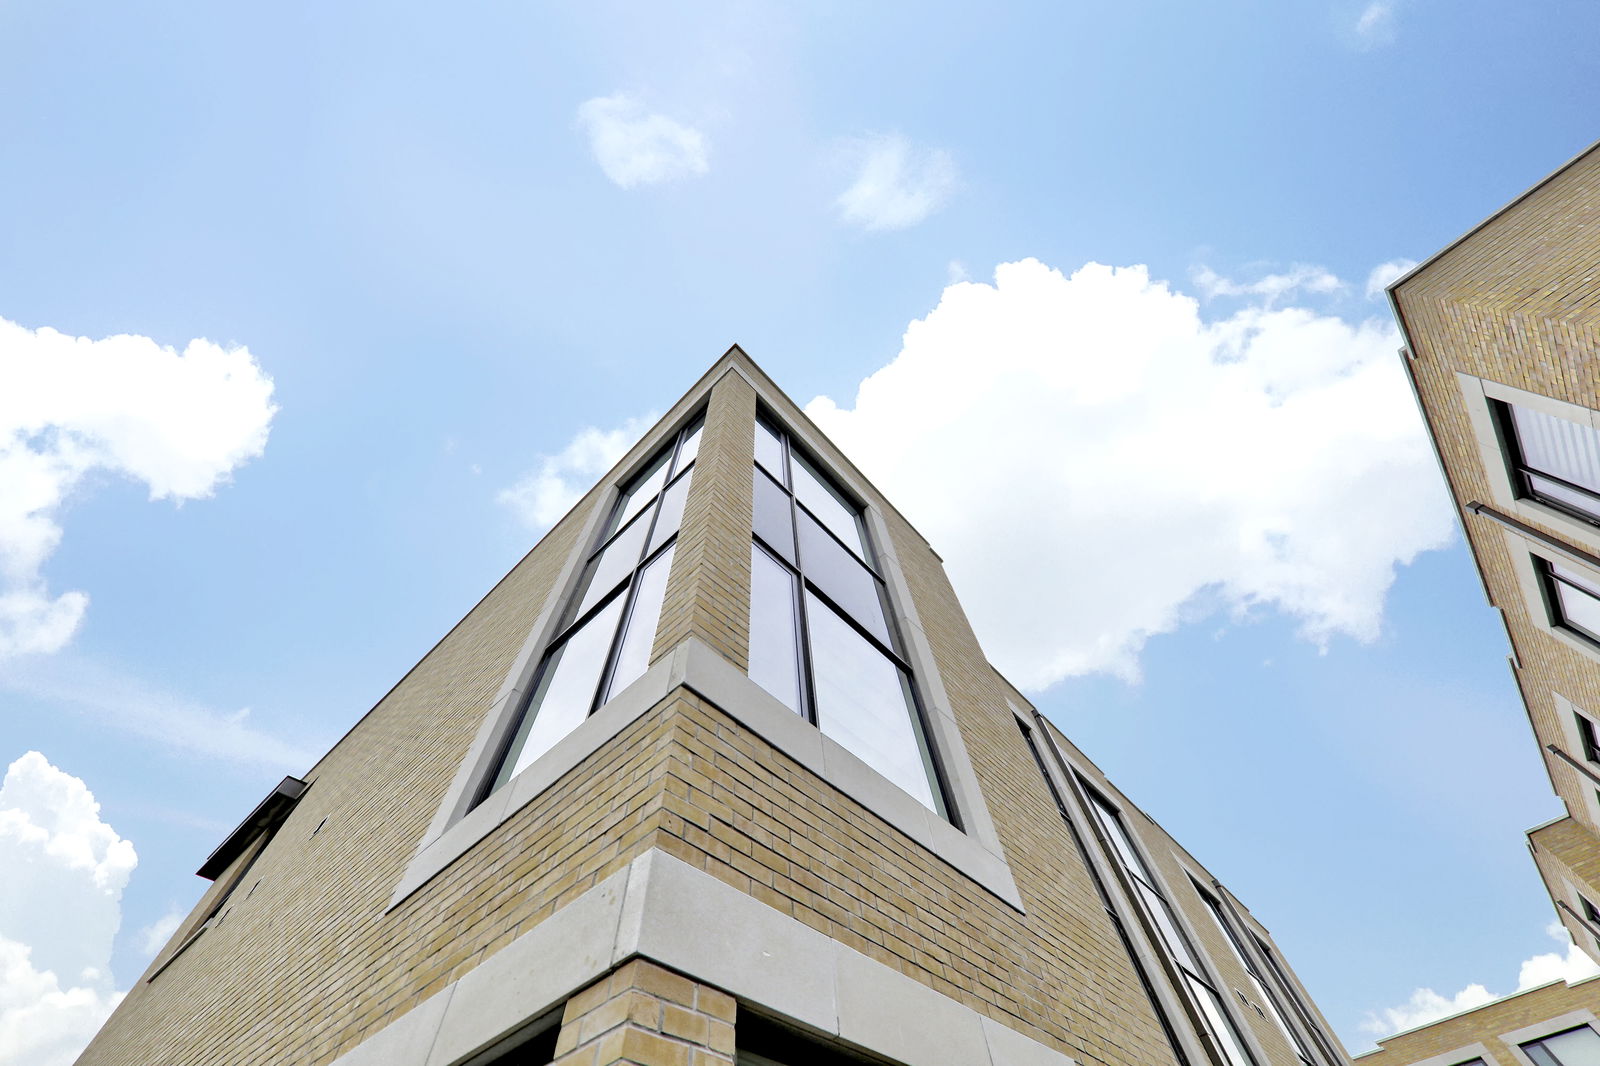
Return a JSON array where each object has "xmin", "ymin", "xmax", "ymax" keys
[{"xmin": 3, "ymin": 1, "xmax": 1600, "ymax": 1061}]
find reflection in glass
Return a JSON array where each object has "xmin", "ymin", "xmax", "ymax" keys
[
  {"xmin": 806, "ymin": 593, "xmax": 936, "ymax": 810},
  {"xmin": 607, "ymin": 545, "xmax": 676, "ymax": 699},
  {"xmin": 499, "ymin": 593, "xmax": 628, "ymax": 786},
  {"xmin": 797, "ymin": 510, "xmax": 890, "ymax": 643},
  {"xmin": 1138, "ymin": 882, "xmax": 1200, "ymax": 972},
  {"xmin": 755, "ymin": 420, "xmax": 785, "ymax": 480},
  {"xmin": 648, "ymin": 469, "xmax": 693, "ymax": 554},
  {"xmin": 749, "ymin": 546, "xmax": 802, "ymax": 713},
  {"xmin": 675, "ymin": 421, "xmax": 703, "ymax": 472},
  {"xmin": 612, "ymin": 451, "xmax": 670, "ymax": 534},
  {"xmin": 1553, "ymin": 563, "xmax": 1600, "ymax": 639},
  {"xmin": 1523, "ymin": 1026, "xmax": 1600, "ymax": 1066},
  {"xmin": 791, "ymin": 452, "xmax": 865, "ymax": 557},
  {"xmin": 1512, "ymin": 404, "xmax": 1600, "ymax": 519},
  {"xmin": 753, "ymin": 468, "xmax": 796, "ymax": 563},
  {"xmin": 575, "ymin": 510, "xmax": 652, "ymax": 620},
  {"xmin": 1189, "ymin": 976, "xmax": 1256, "ymax": 1066}
]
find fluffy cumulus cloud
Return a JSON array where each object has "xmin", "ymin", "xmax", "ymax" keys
[
  {"xmin": 1366, "ymin": 258, "xmax": 1419, "ymax": 300},
  {"xmin": 0, "ymin": 752, "xmax": 136, "ymax": 1066},
  {"xmin": 576, "ymin": 93, "xmax": 709, "ymax": 189},
  {"xmin": 806, "ymin": 258, "xmax": 1454, "ymax": 687},
  {"xmin": 0, "ymin": 317, "xmax": 276, "ymax": 657},
  {"xmin": 1362, "ymin": 923, "xmax": 1600, "ymax": 1041},
  {"xmin": 499, "ymin": 414, "xmax": 657, "ymax": 531},
  {"xmin": 835, "ymin": 133, "xmax": 957, "ymax": 231}
]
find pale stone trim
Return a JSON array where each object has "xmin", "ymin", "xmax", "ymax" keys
[
  {"xmin": 343, "ymin": 849, "xmax": 1071, "ymax": 1066},
  {"xmin": 1552, "ymin": 693, "xmax": 1600, "ymax": 826},
  {"xmin": 1376, "ymin": 1041, "xmax": 1494, "ymax": 1066},
  {"xmin": 1498, "ymin": 1008, "xmax": 1600, "ymax": 1066},
  {"xmin": 1500, "ymin": 529, "xmax": 1600, "ymax": 669}
]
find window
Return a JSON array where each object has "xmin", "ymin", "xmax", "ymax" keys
[
  {"xmin": 1195, "ymin": 881, "xmax": 1317, "ymax": 1065},
  {"xmin": 480, "ymin": 417, "xmax": 703, "ymax": 799},
  {"xmin": 1084, "ymin": 788, "xmax": 1255, "ymax": 1066},
  {"xmin": 748, "ymin": 415, "xmax": 950, "ymax": 820},
  {"xmin": 1522, "ymin": 1025, "xmax": 1600, "ymax": 1066},
  {"xmin": 1540, "ymin": 559, "xmax": 1600, "ymax": 647},
  {"xmin": 1579, "ymin": 712, "xmax": 1600, "ymax": 764},
  {"xmin": 1494, "ymin": 400, "xmax": 1600, "ymax": 527}
]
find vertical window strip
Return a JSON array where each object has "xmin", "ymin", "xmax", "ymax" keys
[
  {"xmin": 1196, "ymin": 881, "xmax": 1317, "ymax": 1065},
  {"xmin": 747, "ymin": 413, "xmax": 951, "ymax": 821},
  {"xmin": 479, "ymin": 415, "xmax": 703, "ymax": 802}
]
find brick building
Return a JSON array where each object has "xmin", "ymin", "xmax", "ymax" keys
[
  {"xmin": 1388, "ymin": 139, "xmax": 1600, "ymax": 969},
  {"xmin": 76, "ymin": 349, "xmax": 1348, "ymax": 1066},
  {"xmin": 1356, "ymin": 977, "xmax": 1600, "ymax": 1066}
]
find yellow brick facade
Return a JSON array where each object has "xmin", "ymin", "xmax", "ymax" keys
[
  {"xmin": 76, "ymin": 351, "xmax": 1344, "ymax": 1066},
  {"xmin": 1356, "ymin": 976, "xmax": 1600, "ymax": 1066}
]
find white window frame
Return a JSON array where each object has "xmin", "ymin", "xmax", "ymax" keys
[
  {"xmin": 387, "ymin": 363, "xmax": 1016, "ymax": 911},
  {"xmin": 1460, "ymin": 373, "xmax": 1600, "ymax": 555}
]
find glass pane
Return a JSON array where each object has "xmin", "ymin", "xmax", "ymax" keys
[
  {"xmin": 1090, "ymin": 795, "xmax": 1149, "ymax": 876},
  {"xmin": 500, "ymin": 593, "xmax": 628, "ymax": 784},
  {"xmin": 797, "ymin": 510, "xmax": 891, "ymax": 643},
  {"xmin": 1531, "ymin": 1026, "xmax": 1600, "ymax": 1066},
  {"xmin": 574, "ymin": 509, "xmax": 653, "ymax": 620},
  {"xmin": 1554, "ymin": 574, "xmax": 1600, "ymax": 640},
  {"xmin": 1139, "ymin": 882, "xmax": 1201, "ymax": 972},
  {"xmin": 1553, "ymin": 561, "xmax": 1600, "ymax": 599},
  {"xmin": 1527, "ymin": 473, "xmax": 1600, "ymax": 519},
  {"xmin": 674, "ymin": 420, "xmax": 703, "ymax": 475},
  {"xmin": 806, "ymin": 592, "xmax": 937, "ymax": 810},
  {"xmin": 755, "ymin": 420, "xmax": 785, "ymax": 480},
  {"xmin": 791, "ymin": 452, "xmax": 866, "ymax": 558},
  {"xmin": 648, "ymin": 469, "xmax": 693, "ymax": 554},
  {"xmin": 607, "ymin": 545, "xmax": 676, "ymax": 700},
  {"xmin": 753, "ymin": 468, "xmax": 796, "ymax": 563},
  {"xmin": 612, "ymin": 450, "xmax": 671, "ymax": 534},
  {"xmin": 1513, "ymin": 404, "xmax": 1600, "ymax": 515},
  {"xmin": 1189, "ymin": 975, "xmax": 1256, "ymax": 1066},
  {"xmin": 749, "ymin": 545, "xmax": 802, "ymax": 713},
  {"xmin": 1526, "ymin": 1048, "xmax": 1563, "ymax": 1066}
]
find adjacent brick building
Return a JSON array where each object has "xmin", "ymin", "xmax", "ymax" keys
[
  {"xmin": 1389, "ymin": 139, "xmax": 1600, "ymax": 970},
  {"xmin": 76, "ymin": 349, "xmax": 1348, "ymax": 1066},
  {"xmin": 1356, "ymin": 977, "xmax": 1600, "ymax": 1066}
]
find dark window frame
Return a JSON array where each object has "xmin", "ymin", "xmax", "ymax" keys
[
  {"xmin": 475, "ymin": 414, "xmax": 704, "ymax": 806},
  {"xmin": 1192, "ymin": 879, "xmax": 1318, "ymax": 1066},
  {"xmin": 1537, "ymin": 556, "xmax": 1600, "ymax": 648},
  {"xmin": 749, "ymin": 411, "xmax": 956, "ymax": 825},
  {"xmin": 1577, "ymin": 711, "xmax": 1600, "ymax": 765},
  {"xmin": 1492, "ymin": 399, "xmax": 1600, "ymax": 528},
  {"xmin": 1521, "ymin": 1024, "xmax": 1600, "ymax": 1066}
]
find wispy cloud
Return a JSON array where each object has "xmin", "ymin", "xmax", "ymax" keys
[
  {"xmin": 0, "ymin": 316, "xmax": 276, "ymax": 658},
  {"xmin": 1193, "ymin": 264, "xmax": 1343, "ymax": 306},
  {"xmin": 835, "ymin": 134, "xmax": 957, "ymax": 232},
  {"xmin": 1354, "ymin": 2, "xmax": 1398, "ymax": 48},
  {"xmin": 576, "ymin": 93, "xmax": 709, "ymax": 189},
  {"xmin": 1366, "ymin": 258, "xmax": 1419, "ymax": 299},
  {"xmin": 135, "ymin": 909, "xmax": 184, "ymax": 959},
  {"xmin": 2, "ymin": 655, "xmax": 319, "ymax": 774},
  {"xmin": 499, "ymin": 414, "xmax": 657, "ymax": 531}
]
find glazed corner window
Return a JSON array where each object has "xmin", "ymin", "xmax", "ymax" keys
[
  {"xmin": 747, "ymin": 414, "xmax": 951, "ymax": 821},
  {"xmin": 481, "ymin": 417, "xmax": 703, "ymax": 799},
  {"xmin": 1540, "ymin": 559, "xmax": 1600, "ymax": 646},
  {"xmin": 1522, "ymin": 1025, "xmax": 1600, "ymax": 1066},
  {"xmin": 1494, "ymin": 400, "xmax": 1600, "ymax": 527}
]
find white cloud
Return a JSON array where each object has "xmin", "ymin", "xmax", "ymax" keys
[
  {"xmin": 1361, "ymin": 923, "xmax": 1600, "ymax": 1043},
  {"xmin": 1193, "ymin": 264, "xmax": 1343, "ymax": 306},
  {"xmin": 1367, "ymin": 258, "xmax": 1420, "ymax": 299},
  {"xmin": 576, "ymin": 94, "xmax": 709, "ymax": 189},
  {"xmin": 806, "ymin": 258, "xmax": 1454, "ymax": 687},
  {"xmin": 1, "ymin": 655, "xmax": 318, "ymax": 774},
  {"xmin": 0, "ymin": 752, "xmax": 135, "ymax": 1066},
  {"xmin": 835, "ymin": 134, "xmax": 957, "ymax": 232},
  {"xmin": 0, "ymin": 316, "xmax": 276, "ymax": 658},
  {"xmin": 499, "ymin": 414, "xmax": 657, "ymax": 531},
  {"xmin": 1355, "ymin": 2, "xmax": 1398, "ymax": 48},
  {"xmin": 135, "ymin": 909, "xmax": 184, "ymax": 959}
]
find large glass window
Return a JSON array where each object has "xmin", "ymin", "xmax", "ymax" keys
[
  {"xmin": 482, "ymin": 417, "xmax": 702, "ymax": 798},
  {"xmin": 1523, "ymin": 1025, "xmax": 1600, "ymax": 1066},
  {"xmin": 1195, "ymin": 881, "xmax": 1317, "ymax": 1065},
  {"xmin": 747, "ymin": 415, "xmax": 949, "ymax": 820},
  {"xmin": 1084, "ymin": 787, "xmax": 1255, "ymax": 1066},
  {"xmin": 1496, "ymin": 401, "xmax": 1600, "ymax": 526},
  {"xmin": 1542, "ymin": 559, "xmax": 1600, "ymax": 646}
]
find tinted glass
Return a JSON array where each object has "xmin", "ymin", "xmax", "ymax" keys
[
  {"xmin": 1090, "ymin": 795, "xmax": 1148, "ymax": 876},
  {"xmin": 1528, "ymin": 1026, "xmax": 1600, "ymax": 1066},
  {"xmin": 612, "ymin": 450, "xmax": 670, "ymax": 533},
  {"xmin": 798, "ymin": 511, "xmax": 890, "ymax": 643},
  {"xmin": 1138, "ymin": 881, "xmax": 1201, "ymax": 972},
  {"xmin": 749, "ymin": 545, "xmax": 802, "ymax": 713},
  {"xmin": 755, "ymin": 420, "xmax": 785, "ymax": 480},
  {"xmin": 806, "ymin": 593, "xmax": 936, "ymax": 810},
  {"xmin": 753, "ymin": 468, "xmax": 796, "ymax": 563},
  {"xmin": 500, "ymin": 593, "xmax": 628, "ymax": 784},
  {"xmin": 674, "ymin": 420, "xmax": 703, "ymax": 474},
  {"xmin": 575, "ymin": 510, "xmax": 653, "ymax": 620},
  {"xmin": 791, "ymin": 452, "xmax": 865, "ymax": 557},
  {"xmin": 1554, "ymin": 572, "xmax": 1600, "ymax": 639},
  {"xmin": 1554, "ymin": 562, "xmax": 1600, "ymax": 599},
  {"xmin": 1580, "ymin": 714, "xmax": 1600, "ymax": 761},
  {"xmin": 1189, "ymin": 976, "xmax": 1255, "ymax": 1066},
  {"xmin": 607, "ymin": 545, "xmax": 675, "ymax": 700},
  {"xmin": 1513, "ymin": 404, "xmax": 1600, "ymax": 515},
  {"xmin": 648, "ymin": 469, "xmax": 693, "ymax": 554}
]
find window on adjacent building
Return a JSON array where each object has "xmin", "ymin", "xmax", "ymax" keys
[
  {"xmin": 1521, "ymin": 1024, "xmax": 1600, "ymax": 1066},
  {"xmin": 481, "ymin": 417, "xmax": 703, "ymax": 799},
  {"xmin": 1494, "ymin": 401, "xmax": 1600, "ymax": 527},
  {"xmin": 1579, "ymin": 712, "xmax": 1600, "ymax": 764},
  {"xmin": 1539, "ymin": 559, "xmax": 1600, "ymax": 647},
  {"xmin": 1083, "ymin": 787, "xmax": 1255, "ymax": 1066},
  {"xmin": 747, "ymin": 415, "xmax": 950, "ymax": 820},
  {"xmin": 1194, "ymin": 881, "xmax": 1317, "ymax": 1066}
]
